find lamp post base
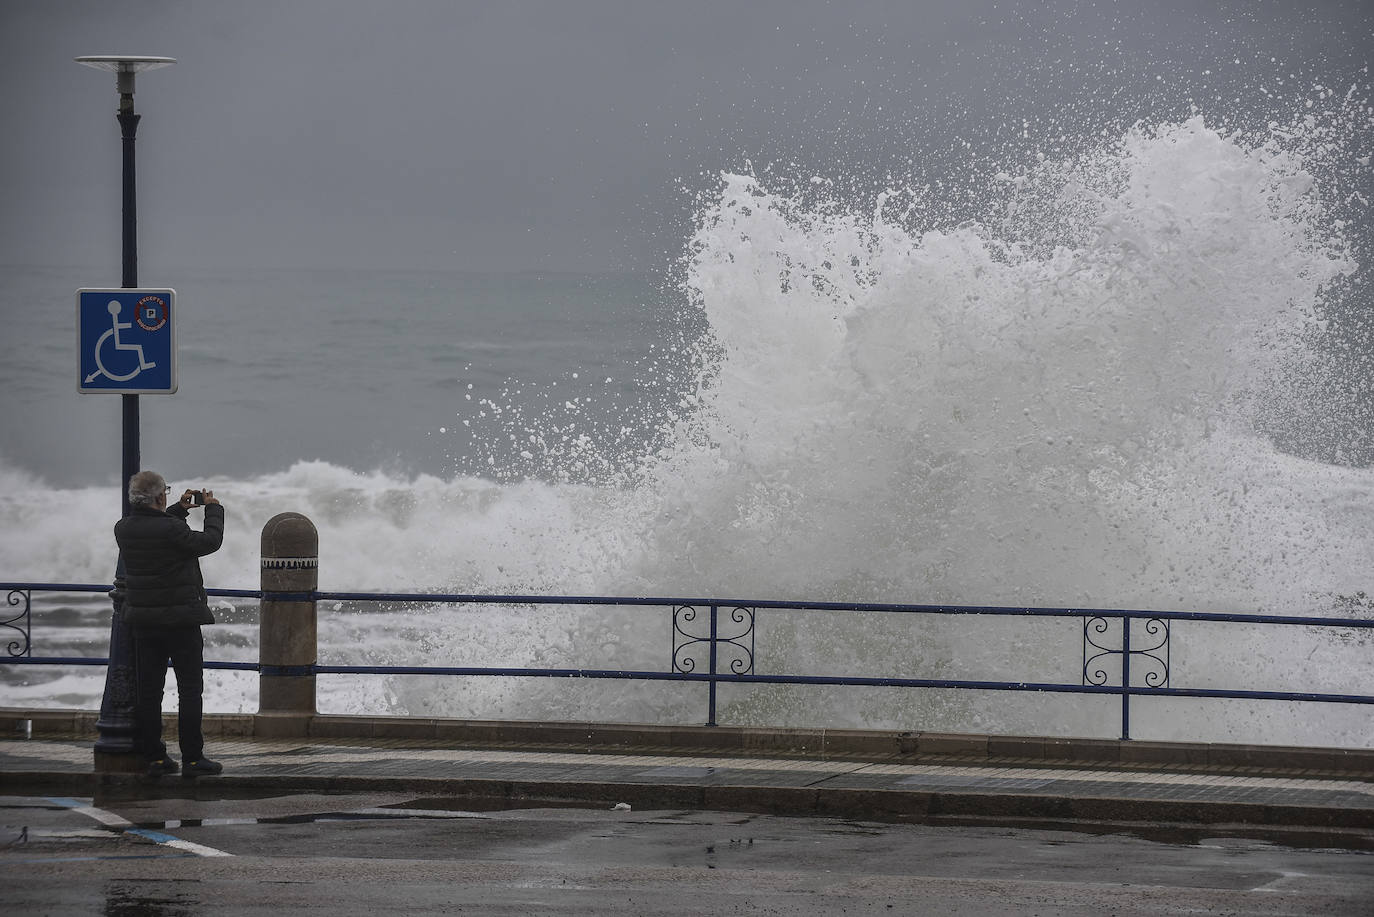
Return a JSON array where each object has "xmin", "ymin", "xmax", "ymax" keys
[
  {"xmin": 93, "ymin": 573, "xmax": 139, "ymax": 763},
  {"xmin": 93, "ymin": 750, "xmax": 145, "ymax": 775}
]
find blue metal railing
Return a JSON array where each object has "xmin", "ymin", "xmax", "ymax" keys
[{"xmin": 4, "ymin": 582, "xmax": 1373, "ymax": 738}]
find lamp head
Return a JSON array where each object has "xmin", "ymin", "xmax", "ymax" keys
[{"xmin": 76, "ymin": 56, "xmax": 176, "ymax": 96}]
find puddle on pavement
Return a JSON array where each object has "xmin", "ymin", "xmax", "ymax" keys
[
  {"xmin": 148, "ymin": 809, "xmax": 492, "ymax": 829},
  {"xmin": 122, "ymin": 794, "xmax": 627, "ymax": 831},
  {"xmin": 90, "ymin": 784, "xmax": 574, "ymax": 808}
]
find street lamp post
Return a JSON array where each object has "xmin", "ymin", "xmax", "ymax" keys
[{"xmin": 76, "ymin": 55, "xmax": 175, "ymax": 768}]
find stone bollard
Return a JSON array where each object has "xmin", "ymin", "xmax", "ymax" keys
[{"xmin": 257, "ymin": 512, "xmax": 318, "ymax": 738}]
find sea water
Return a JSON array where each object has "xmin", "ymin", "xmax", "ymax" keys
[{"xmin": 2, "ymin": 96, "xmax": 1372, "ymax": 745}]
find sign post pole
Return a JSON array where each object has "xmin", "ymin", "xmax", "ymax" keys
[
  {"xmin": 76, "ymin": 55, "xmax": 176, "ymax": 770},
  {"xmin": 119, "ymin": 83, "xmax": 141, "ymax": 522}
]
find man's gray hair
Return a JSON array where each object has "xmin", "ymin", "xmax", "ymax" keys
[{"xmin": 128, "ymin": 471, "xmax": 167, "ymax": 507}]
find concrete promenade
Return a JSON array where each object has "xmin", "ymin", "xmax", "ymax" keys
[{"xmin": 4, "ymin": 709, "xmax": 1373, "ymax": 850}]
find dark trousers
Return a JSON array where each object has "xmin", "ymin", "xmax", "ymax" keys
[{"xmin": 132, "ymin": 625, "xmax": 205, "ymax": 762}]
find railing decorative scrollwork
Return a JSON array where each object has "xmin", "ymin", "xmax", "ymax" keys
[
  {"xmin": 1083, "ymin": 615, "xmax": 1170, "ymax": 739},
  {"xmin": 673, "ymin": 604, "xmax": 756, "ymax": 725},
  {"xmin": 3, "ymin": 589, "xmax": 31, "ymax": 657}
]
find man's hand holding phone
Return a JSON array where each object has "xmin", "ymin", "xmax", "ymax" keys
[{"xmin": 179, "ymin": 489, "xmax": 220, "ymax": 508}]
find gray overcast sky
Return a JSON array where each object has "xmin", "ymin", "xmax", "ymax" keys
[{"xmin": 2, "ymin": 0, "xmax": 1370, "ymax": 273}]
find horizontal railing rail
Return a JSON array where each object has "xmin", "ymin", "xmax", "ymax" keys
[
  {"xmin": 7, "ymin": 582, "xmax": 1373, "ymax": 627},
  {"xmin": 5, "ymin": 581, "xmax": 1372, "ymax": 738}
]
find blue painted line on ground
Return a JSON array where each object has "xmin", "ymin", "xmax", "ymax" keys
[{"xmin": 125, "ymin": 828, "xmax": 182, "ymax": 844}]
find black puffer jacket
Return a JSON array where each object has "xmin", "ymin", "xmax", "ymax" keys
[{"xmin": 113, "ymin": 503, "xmax": 225, "ymax": 627}]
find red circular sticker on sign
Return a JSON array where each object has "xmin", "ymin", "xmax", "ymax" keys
[{"xmin": 136, "ymin": 295, "xmax": 169, "ymax": 332}]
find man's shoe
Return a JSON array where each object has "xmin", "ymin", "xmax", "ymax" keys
[
  {"xmin": 181, "ymin": 758, "xmax": 223, "ymax": 778},
  {"xmin": 146, "ymin": 756, "xmax": 179, "ymax": 776}
]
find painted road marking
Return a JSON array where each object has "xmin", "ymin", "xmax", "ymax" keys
[
  {"xmin": 125, "ymin": 828, "xmax": 234, "ymax": 858},
  {"xmin": 45, "ymin": 797, "xmax": 234, "ymax": 858},
  {"xmin": 44, "ymin": 796, "xmax": 130, "ymax": 827}
]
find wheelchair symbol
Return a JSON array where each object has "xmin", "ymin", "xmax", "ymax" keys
[{"xmin": 84, "ymin": 300, "xmax": 157, "ymax": 384}]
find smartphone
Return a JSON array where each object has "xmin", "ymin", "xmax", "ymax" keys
[{"xmin": 191, "ymin": 491, "xmax": 205, "ymax": 505}]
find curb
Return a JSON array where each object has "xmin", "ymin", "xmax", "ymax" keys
[
  {"xmin": 5, "ymin": 708, "xmax": 1373, "ymax": 777},
  {"xmin": 4, "ymin": 769, "xmax": 1372, "ymax": 851}
]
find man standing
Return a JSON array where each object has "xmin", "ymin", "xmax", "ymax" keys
[{"xmin": 114, "ymin": 470, "xmax": 225, "ymax": 777}]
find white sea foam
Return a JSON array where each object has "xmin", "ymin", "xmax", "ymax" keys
[{"xmin": 641, "ymin": 117, "xmax": 1364, "ymax": 608}]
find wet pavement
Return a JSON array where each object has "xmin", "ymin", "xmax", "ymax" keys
[
  {"xmin": 3, "ymin": 733, "xmax": 1374, "ymax": 848},
  {"xmin": 4, "ymin": 786, "xmax": 1374, "ymax": 915},
  {"xmin": 4, "ymin": 734, "xmax": 1374, "ymax": 914}
]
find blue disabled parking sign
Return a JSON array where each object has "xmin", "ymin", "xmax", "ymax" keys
[{"xmin": 77, "ymin": 288, "xmax": 177, "ymax": 394}]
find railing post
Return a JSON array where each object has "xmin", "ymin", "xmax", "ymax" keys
[
  {"xmin": 1120, "ymin": 614, "xmax": 1131, "ymax": 740},
  {"xmin": 707, "ymin": 604, "xmax": 719, "ymax": 727},
  {"xmin": 257, "ymin": 513, "xmax": 318, "ymax": 737}
]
